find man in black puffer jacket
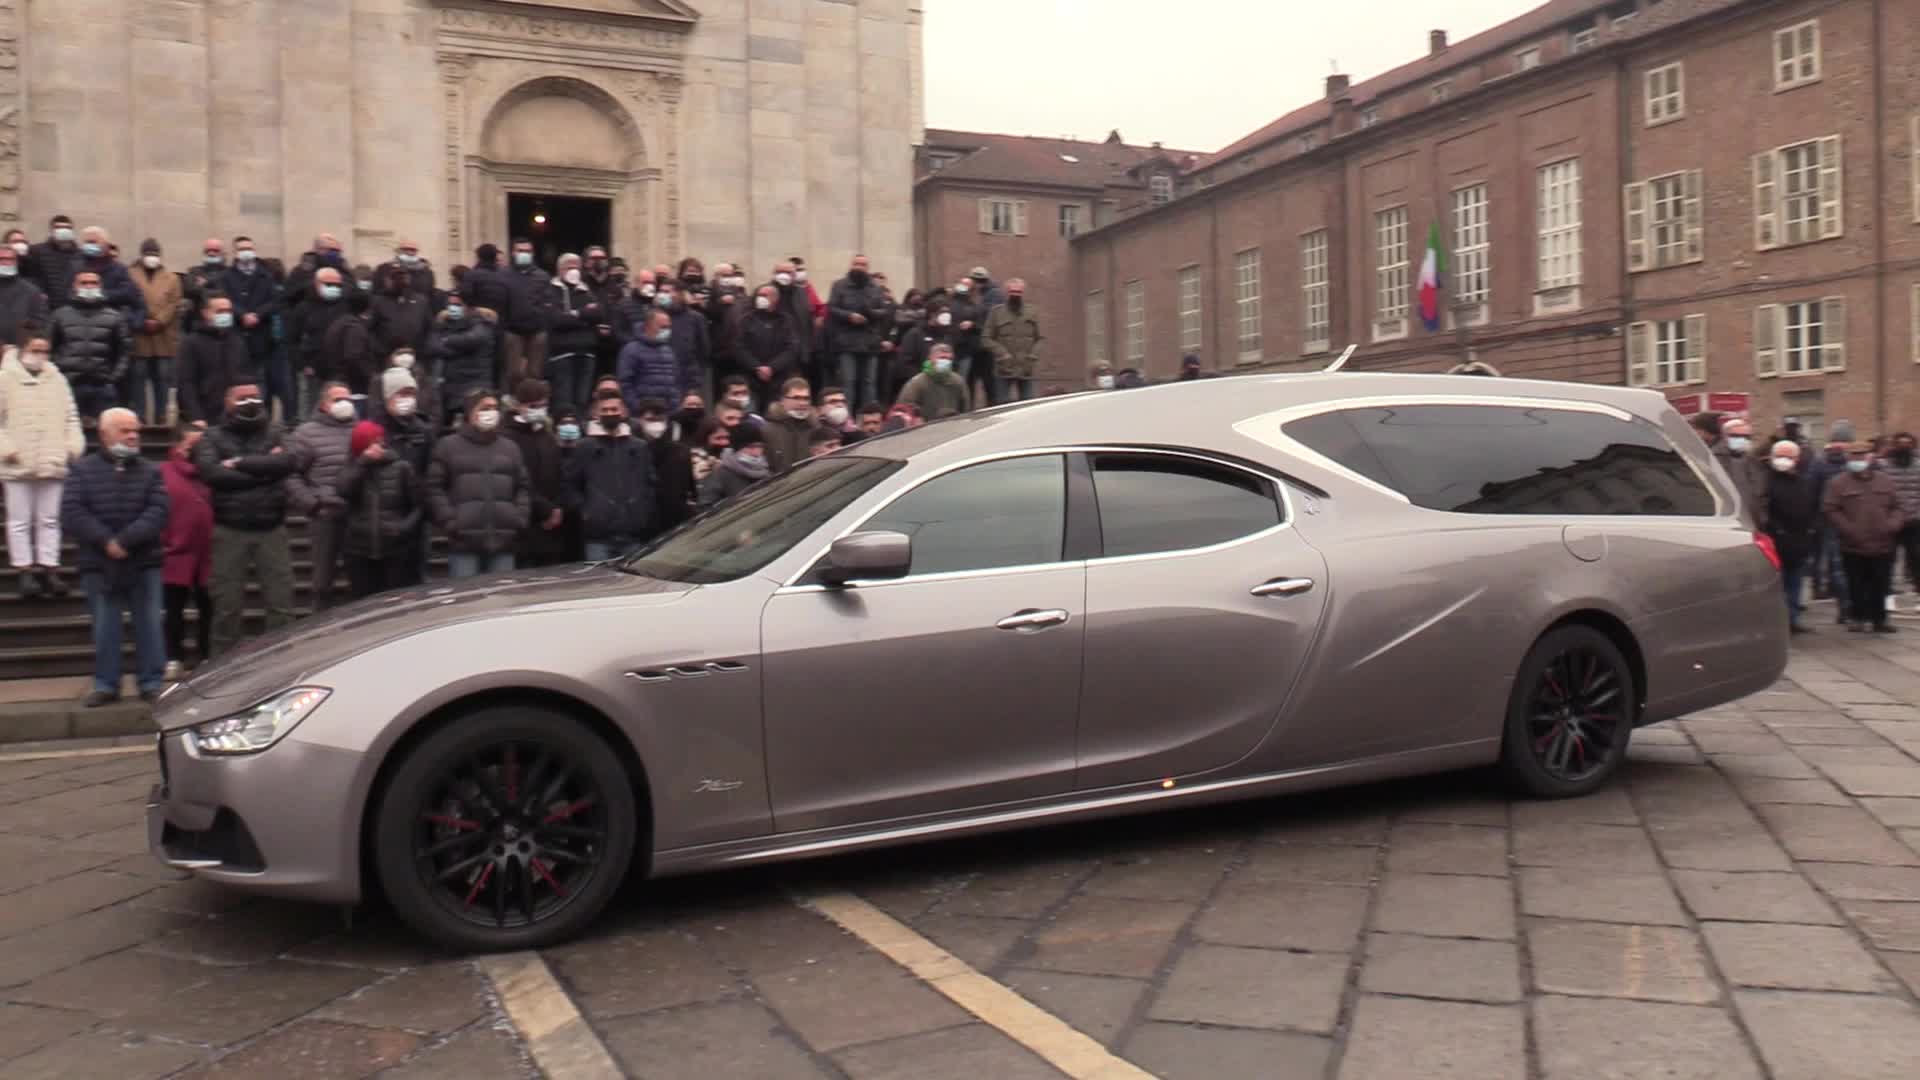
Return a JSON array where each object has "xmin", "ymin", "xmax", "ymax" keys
[
  {"xmin": 175, "ymin": 294, "xmax": 255, "ymax": 427},
  {"xmin": 565, "ymin": 394, "xmax": 658, "ymax": 562},
  {"xmin": 0, "ymin": 244, "xmax": 48, "ymax": 347},
  {"xmin": 62, "ymin": 407, "xmax": 170, "ymax": 706},
  {"xmin": 428, "ymin": 388, "xmax": 530, "ymax": 578},
  {"xmin": 429, "ymin": 293, "xmax": 499, "ymax": 425},
  {"xmin": 29, "ymin": 214, "xmax": 85, "ymax": 311},
  {"xmin": 50, "ymin": 269, "xmax": 131, "ymax": 423},
  {"xmin": 503, "ymin": 378, "xmax": 570, "ymax": 568},
  {"xmin": 193, "ymin": 383, "xmax": 297, "ymax": 656}
]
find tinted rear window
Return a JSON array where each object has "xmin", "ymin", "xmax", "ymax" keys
[{"xmin": 1284, "ymin": 404, "xmax": 1716, "ymax": 516}]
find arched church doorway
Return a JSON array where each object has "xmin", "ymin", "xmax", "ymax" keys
[{"xmin": 507, "ymin": 193, "xmax": 612, "ymax": 270}]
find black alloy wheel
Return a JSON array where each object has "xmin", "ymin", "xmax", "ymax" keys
[
  {"xmin": 1499, "ymin": 626, "xmax": 1635, "ymax": 798},
  {"xmin": 375, "ymin": 706, "xmax": 638, "ymax": 951}
]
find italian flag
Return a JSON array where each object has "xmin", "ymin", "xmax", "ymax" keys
[{"xmin": 1417, "ymin": 222, "xmax": 1445, "ymax": 332}]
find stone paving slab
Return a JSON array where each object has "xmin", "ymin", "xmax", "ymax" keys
[{"xmin": 2, "ymin": 629, "xmax": 1920, "ymax": 1078}]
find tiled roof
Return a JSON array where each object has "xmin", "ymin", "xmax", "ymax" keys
[{"xmin": 919, "ymin": 128, "xmax": 1196, "ymax": 191}]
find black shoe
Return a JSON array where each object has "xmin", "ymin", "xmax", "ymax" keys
[
  {"xmin": 15, "ymin": 569, "xmax": 41, "ymax": 599},
  {"xmin": 42, "ymin": 570, "xmax": 68, "ymax": 598},
  {"xmin": 1875, "ymin": 623, "xmax": 1899, "ymax": 634},
  {"xmin": 81, "ymin": 690, "xmax": 119, "ymax": 708},
  {"xmin": 1790, "ymin": 621, "xmax": 1813, "ymax": 635}
]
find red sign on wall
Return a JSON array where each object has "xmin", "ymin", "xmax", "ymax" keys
[{"xmin": 1667, "ymin": 391, "xmax": 1750, "ymax": 418}]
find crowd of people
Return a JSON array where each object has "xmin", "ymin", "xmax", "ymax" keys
[
  {"xmin": 1694, "ymin": 411, "xmax": 1920, "ymax": 636},
  {"xmin": 0, "ymin": 215, "xmax": 1087, "ymax": 706}
]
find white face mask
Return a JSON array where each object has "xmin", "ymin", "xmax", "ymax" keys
[
  {"xmin": 823, "ymin": 405, "xmax": 849, "ymax": 426},
  {"xmin": 774, "ymin": 272, "xmax": 793, "ymax": 286},
  {"xmin": 472, "ymin": 409, "xmax": 501, "ymax": 431},
  {"xmin": 1771, "ymin": 457, "xmax": 1797, "ymax": 473},
  {"xmin": 563, "ymin": 268, "xmax": 582, "ymax": 286},
  {"xmin": 77, "ymin": 287, "xmax": 104, "ymax": 302},
  {"xmin": 237, "ymin": 250, "xmax": 257, "ymax": 264},
  {"xmin": 141, "ymin": 255, "xmax": 161, "ymax": 269},
  {"xmin": 1096, "ymin": 375, "xmax": 1116, "ymax": 390},
  {"xmin": 794, "ymin": 269, "xmax": 808, "ymax": 283},
  {"xmin": 393, "ymin": 352, "xmax": 415, "ymax": 370},
  {"xmin": 391, "ymin": 396, "xmax": 418, "ymax": 417},
  {"xmin": 20, "ymin": 349, "xmax": 47, "ymax": 373},
  {"xmin": 786, "ymin": 404, "xmax": 811, "ymax": 420},
  {"xmin": 328, "ymin": 399, "xmax": 355, "ymax": 422},
  {"xmin": 9, "ymin": 242, "xmax": 26, "ymax": 256},
  {"xmin": 0, "ymin": 265, "xmax": 15, "ymax": 279},
  {"xmin": 639, "ymin": 284, "xmax": 656, "ymax": 298},
  {"xmin": 935, "ymin": 311, "xmax": 952, "ymax": 327},
  {"xmin": 640, "ymin": 420, "xmax": 668, "ymax": 439},
  {"xmin": 955, "ymin": 283, "xmax": 971, "ymax": 295},
  {"xmin": 1726, "ymin": 436, "xmax": 1751, "ymax": 454},
  {"xmin": 933, "ymin": 358, "xmax": 953, "ymax": 373},
  {"xmin": 755, "ymin": 295, "xmax": 772, "ymax": 310}
]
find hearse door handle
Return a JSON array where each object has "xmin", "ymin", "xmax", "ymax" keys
[
  {"xmin": 996, "ymin": 608, "xmax": 1070, "ymax": 631},
  {"xmin": 1250, "ymin": 577, "xmax": 1315, "ymax": 598}
]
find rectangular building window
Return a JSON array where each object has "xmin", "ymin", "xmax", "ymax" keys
[
  {"xmin": 1537, "ymin": 158, "xmax": 1582, "ymax": 290},
  {"xmin": 1625, "ymin": 170, "xmax": 1702, "ymax": 271},
  {"xmin": 1432, "ymin": 80, "xmax": 1452, "ymax": 103},
  {"xmin": 1627, "ymin": 317, "xmax": 1707, "ymax": 387},
  {"xmin": 1123, "ymin": 280, "xmax": 1145, "ymax": 364},
  {"xmin": 1149, "ymin": 175, "xmax": 1173, "ymax": 206},
  {"xmin": 1234, "ymin": 248, "xmax": 1263, "ymax": 360},
  {"xmin": 1754, "ymin": 136, "xmax": 1843, "ymax": 249},
  {"xmin": 1085, "ymin": 291, "xmax": 1106, "ymax": 366},
  {"xmin": 1301, "ymin": 232, "xmax": 1329, "ymax": 355},
  {"xmin": 1452, "ymin": 184, "xmax": 1490, "ymax": 309},
  {"xmin": 1516, "ymin": 47, "xmax": 1542, "ymax": 72},
  {"xmin": 1774, "ymin": 19, "xmax": 1820, "ymax": 90},
  {"xmin": 1645, "ymin": 63, "xmax": 1684, "ymax": 125},
  {"xmin": 1177, "ymin": 266, "xmax": 1203, "ymax": 353},
  {"xmin": 978, "ymin": 198, "xmax": 1028, "ymax": 236},
  {"xmin": 1299, "ymin": 131, "xmax": 1318, "ymax": 153},
  {"xmin": 1058, "ymin": 204, "xmax": 1081, "ymax": 238},
  {"xmin": 1374, "ymin": 207, "xmax": 1410, "ymax": 342},
  {"xmin": 1361, "ymin": 107, "xmax": 1380, "ymax": 128},
  {"xmin": 1571, "ymin": 24, "xmax": 1598, "ymax": 52},
  {"xmin": 1755, "ymin": 298, "xmax": 1846, "ymax": 376}
]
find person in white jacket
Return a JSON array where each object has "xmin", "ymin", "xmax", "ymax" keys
[{"xmin": 0, "ymin": 330, "xmax": 86, "ymax": 597}]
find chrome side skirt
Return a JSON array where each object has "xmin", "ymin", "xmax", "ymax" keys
[{"xmin": 651, "ymin": 739, "xmax": 1497, "ymax": 876}]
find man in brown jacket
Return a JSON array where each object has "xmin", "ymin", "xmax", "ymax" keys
[
  {"xmin": 1822, "ymin": 441, "xmax": 1903, "ymax": 633},
  {"xmin": 129, "ymin": 238, "xmax": 185, "ymax": 423}
]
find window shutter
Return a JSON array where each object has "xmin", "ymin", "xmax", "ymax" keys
[
  {"xmin": 1754, "ymin": 304, "xmax": 1779, "ymax": 377},
  {"xmin": 978, "ymin": 198, "xmax": 992, "ymax": 234},
  {"xmin": 1822, "ymin": 295, "xmax": 1846, "ymax": 371},
  {"xmin": 1627, "ymin": 321, "xmax": 1652, "ymax": 385},
  {"xmin": 1013, "ymin": 201, "xmax": 1030, "ymax": 236},
  {"xmin": 1753, "ymin": 151, "xmax": 1778, "ymax": 250},
  {"xmin": 1684, "ymin": 313, "xmax": 1707, "ymax": 384},
  {"xmin": 1683, "ymin": 170, "xmax": 1704, "ymax": 263},
  {"xmin": 1819, "ymin": 135, "xmax": 1844, "ymax": 238},
  {"xmin": 1624, "ymin": 182, "xmax": 1649, "ymax": 272}
]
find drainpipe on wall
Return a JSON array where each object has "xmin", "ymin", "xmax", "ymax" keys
[
  {"xmin": 1871, "ymin": 0, "xmax": 1888, "ymax": 432},
  {"xmin": 1616, "ymin": 48, "xmax": 1635, "ymax": 387},
  {"xmin": 1207, "ymin": 192, "xmax": 1221, "ymax": 370}
]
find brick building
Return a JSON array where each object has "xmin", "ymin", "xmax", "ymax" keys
[
  {"xmin": 914, "ymin": 129, "xmax": 1192, "ymax": 386},
  {"xmin": 1068, "ymin": 0, "xmax": 1920, "ymax": 438}
]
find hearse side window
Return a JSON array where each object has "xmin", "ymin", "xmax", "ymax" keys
[
  {"xmin": 1285, "ymin": 404, "xmax": 1716, "ymax": 516},
  {"xmin": 1089, "ymin": 454, "xmax": 1282, "ymax": 557}
]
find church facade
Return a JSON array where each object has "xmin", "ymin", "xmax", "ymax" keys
[{"xmin": 0, "ymin": 0, "xmax": 923, "ymax": 274}]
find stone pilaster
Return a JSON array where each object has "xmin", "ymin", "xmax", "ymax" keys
[{"xmin": 0, "ymin": 0, "xmax": 20, "ymax": 229}]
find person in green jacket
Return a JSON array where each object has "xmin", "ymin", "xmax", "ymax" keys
[{"xmin": 896, "ymin": 343, "xmax": 971, "ymax": 420}]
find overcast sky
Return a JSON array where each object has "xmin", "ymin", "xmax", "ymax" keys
[{"xmin": 922, "ymin": 0, "xmax": 1549, "ymax": 152}]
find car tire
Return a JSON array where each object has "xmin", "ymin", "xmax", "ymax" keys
[
  {"xmin": 1498, "ymin": 626, "xmax": 1636, "ymax": 799},
  {"xmin": 373, "ymin": 705, "xmax": 640, "ymax": 952}
]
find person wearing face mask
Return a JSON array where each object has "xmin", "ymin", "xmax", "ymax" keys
[
  {"xmin": 279, "ymin": 233, "xmax": 350, "ymax": 314},
  {"xmin": 688, "ymin": 416, "xmax": 731, "ymax": 488},
  {"xmin": 5, "ymin": 228, "xmax": 40, "ymax": 294},
  {"xmin": 1088, "ymin": 361, "xmax": 1117, "ymax": 392},
  {"xmin": 816, "ymin": 387, "xmax": 860, "ymax": 445},
  {"xmin": 503, "ymin": 378, "xmax": 569, "ymax": 568},
  {"xmin": 216, "ymin": 237, "xmax": 285, "ymax": 415},
  {"xmin": 368, "ymin": 261, "xmax": 433, "ymax": 362},
  {"xmin": 338, "ymin": 420, "xmax": 424, "ymax": 600},
  {"xmin": 895, "ymin": 300, "xmax": 956, "ymax": 403},
  {"xmin": 985, "ymin": 278, "xmax": 1042, "ymax": 404},
  {"xmin": 565, "ymin": 394, "xmax": 658, "ymax": 561},
  {"xmin": 763, "ymin": 377, "xmax": 823, "ymax": 475},
  {"xmin": 458, "ymin": 244, "xmax": 524, "ymax": 384},
  {"xmin": 672, "ymin": 390, "xmax": 708, "ymax": 444},
  {"xmin": 430, "ymin": 290, "xmax": 501, "ymax": 427},
  {"xmin": 703, "ymin": 262, "xmax": 749, "ymax": 386},
  {"xmin": 889, "ymin": 288, "xmax": 926, "ymax": 360},
  {"xmin": 62, "ymin": 408, "xmax": 170, "ymax": 706},
  {"xmin": 181, "ymin": 238, "xmax": 227, "ymax": 334},
  {"xmin": 376, "ymin": 367, "xmax": 436, "ymax": 583},
  {"xmin": 1708, "ymin": 416, "xmax": 1764, "ymax": 527},
  {"xmin": 610, "ymin": 269, "xmax": 658, "ymax": 346},
  {"xmin": 1822, "ymin": 441, "xmax": 1903, "ymax": 633},
  {"xmin": 287, "ymin": 383, "xmax": 361, "ymax": 610},
  {"xmin": 159, "ymin": 426, "xmax": 214, "ymax": 679},
  {"xmin": 50, "ymin": 270, "xmax": 132, "ymax": 425},
  {"xmin": 77, "ymin": 226, "xmax": 146, "ymax": 337},
  {"xmin": 428, "ymin": 388, "xmax": 530, "ymax": 578},
  {"xmin": 634, "ymin": 398, "xmax": 695, "ymax": 527},
  {"xmin": 194, "ymin": 383, "xmax": 297, "ymax": 656},
  {"xmin": 321, "ymin": 284, "xmax": 379, "ymax": 413},
  {"xmin": 0, "ymin": 330, "xmax": 85, "ymax": 599},
  {"xmin": 542, "ymin": 253, "xmax": 599, "ymax": 416},
  {"xmin": 659, "ymin": 282, "xmax": 713, "ymax": 405},
  {"xmin": 127, "ymin": 238, "xmax": 186, "ymax": 422},
  {"xmin": 898, "ymin": 343, "xmax": 972, "ymax": 421},
  {"xmin": 0, "ymin": 244, "xmax": 49, "ymax": 348},
  {"xmin": 827, "ymin": 255, "xmax": 895, "ymax": 409},
  {"xmin": 698, "ymin": 424, "xmax": 769, "ymax": 509},
  {"xmin": 617, "ymin": 309, "xmax": 682, "ymax": 415},
  {"xmin": 1761, "ymin": 439, "xmax": 1818, "ymax": 634},
  {"xmin": 29, "ymin": 214, "xmax": 84, "ymax": 310},
  {"xmin": 945, "ymin": 275, "xmax": 987, "ymax": 393},
  {"xmin": 716, "ymin": 375, "xmax": 765, "ymax": 427},
  {"xmin": 1879, "ymin": 433, "xmax": 1920, "ymax": 597},
  {"xmin": 767, "ymin": 261, "xmax": 816, "ymax": 386},
  {"xmin": 503, "ymin": 238, "xmax": 552, "ymax": 384},
  {"xmin": 374, "ymin": 240, "xmax": 437, "ymax": 301},
  {"xmin": 741, "ymin": 285, "xmax": 798, "ymax": 412},
  {"xmin": 174, "ymin": 295, "xmax": 254, "ymax": 428},
  {"xmin": 287, "ymin": 267, "xmax": 354, "ymax": 413}
]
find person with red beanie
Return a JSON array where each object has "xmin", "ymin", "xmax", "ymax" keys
[{"xmin": 338, "ymin": 418, "xmax": 422, "ymax": 598}]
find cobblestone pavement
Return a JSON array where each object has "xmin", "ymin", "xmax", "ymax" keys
[{"xmin": 6, "ymin": 625, "xmax": 1920, "ymax": 1078}]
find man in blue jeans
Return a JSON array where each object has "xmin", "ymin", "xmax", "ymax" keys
[{"xmin": 61, "ymin": 408, "xmax": 170, "ymax": 705}]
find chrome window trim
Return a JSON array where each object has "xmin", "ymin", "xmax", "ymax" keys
[
  {"xmin": 776, "ymin": 445, "xmax": 1297, "ymax": 591},
  {"xmin": 1234, "ymin": 394, "xmax": 1729, "ymax": 519}
]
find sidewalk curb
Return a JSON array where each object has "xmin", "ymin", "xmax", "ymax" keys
[{"xmin": 0, "ymin": 699, "xmax": 154, "ymax": 744}]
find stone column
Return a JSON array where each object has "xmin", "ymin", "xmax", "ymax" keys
[
  {"xmin": 278, "ymin": 1, "xmax": 355, "ymax": 258},
  {"xmin": 208, "ymin": 0, "xmax": 286, "ymax": 245},
  {"xmin": 437, "ymin": 54, "xmax": 472, "ymax": 266},
  {"xmin": 746, "ymin": 0, "xmax": 808, "ymax": 275},
  {"xmin": 0, "ymin": 0, "xmax": 21, "ymax": 232},
  {"xmin": 858, "ymin": 4, "xmax": 913, "ymax": 276},
  {"xmin": 804, "ymin": 0, "xmax": 859, "ymax": 273},
  {"xmin": 130, "ymin": 2, "xmax": 213, "ymax": 253}
]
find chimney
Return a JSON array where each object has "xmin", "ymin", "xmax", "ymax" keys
[
  {"xmin": 1325, "ymin": 73, "xmax": 1350, "ymax": 100},
  {"xmin": 1328, "ymin": 73, "xmax": 1355, "ymax": 136},
  {"xmin": 1430, "ymin": 29, "xmax": 1448, "ymax": 55}
]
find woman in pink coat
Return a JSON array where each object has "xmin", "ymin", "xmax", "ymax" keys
[{"xmin": 160, "ymin": 427, "xmax": 214, "ymax": 680}]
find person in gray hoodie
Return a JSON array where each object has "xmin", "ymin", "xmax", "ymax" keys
[
  {"xmin": 286, "ymin": 382, "xmax": 359, "ymax": 609},
  {"xmin": 697, "ymin": 425, "xmax": 769, "ymax": 508}
]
